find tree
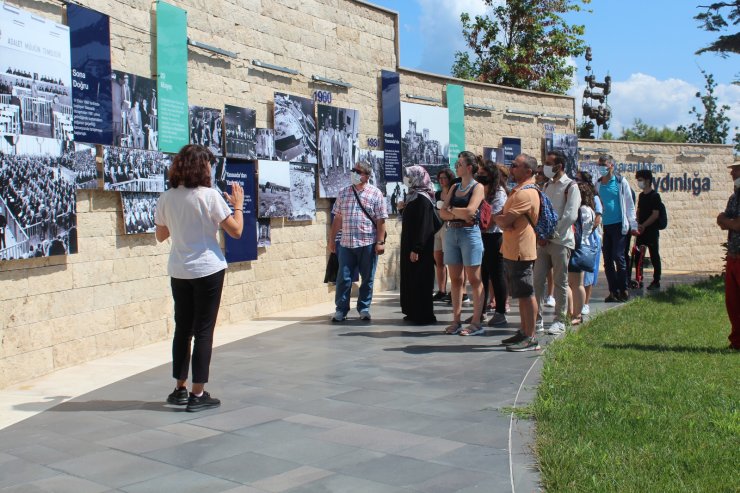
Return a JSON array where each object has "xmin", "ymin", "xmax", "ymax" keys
[
  {"xmin": 694, "ymin": 1, "xmax": 740, "ymax": 57},
  {"xmin": 618, "ymin": 119, "xmax": 688, "ymax": 143},
  {"xmin": 451, "ymin": 0, "xmax": 590, "ymax": 95},
  {"xmin": 677, "ymin": 70, "xmax": 731, "ymax": 144}
]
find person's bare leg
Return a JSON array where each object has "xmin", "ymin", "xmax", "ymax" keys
[
  {"xmin": 434, "ymin": 250, "xmax": 447, "ymax": 294},
  {"xmin": 519, "ymin": 296, "xmax": 538, "ymax": 337},
  {"xmin": 569, "ymin": 272, "xmax": 585, "ymax": 321},
  {"xmin": 192, "ymin": 383, "xmax": 204, "ymax": 395},
  {"xmin": 448, "ymin": 264, "xmax": 464, "ymax": 323},
  {"xmin": 584, "ymin": 284, "xmax": 593, "ymax": 305},
  {"xmin": 464, "ymin": 265, "xmax": 484, "ymax": 325}
]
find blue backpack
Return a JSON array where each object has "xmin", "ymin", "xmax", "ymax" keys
[{"xmin": 520, "ymin": 184, "xmax": 559, "ymax": 240}]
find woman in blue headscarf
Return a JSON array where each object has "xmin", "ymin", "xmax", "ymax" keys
[{"xmin": 400, "ymin": 165, "xmax": 441, "ymax": 324}]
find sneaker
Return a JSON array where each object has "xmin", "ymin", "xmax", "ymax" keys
[
  {"xmin": 488, "ymin": 312, "xmax": 508, "ymax": 327},
  {"xmin": 581, "ymin": 304, "xmax": 590, "ymax": 316},
  {"xmin": 501, "ymin": 330, "xmax": 527, "ymax": 346},
  {"xmin": 460, "ymin": 324, "xmax": 485, "ymax": 336},
  {"xmin": 546, "ymin": 321, "xmax": 566, "ymax": 335},
  {"xmin": 331, "ymin": 311, "xmax": 346, "ymax": 322},
  {"xmin": 442, "ymin": 292, "xmax": 452, "ymax": 303},
  {"xmin": 618, "ymin": 290, "xmax": 630, "ymax": 302},
  {"xmin": 605, "ymin": 293, "xmax": 620, "ymax": 303},
  {"xmin": 506, "ymin": 336, "xmax": 540, "ymax": 352},
  {"xmin": 359, "ymin": 310, "xmax": 371, "ymax": 320},
  {"xmin": 535, "ymin": 319, "xmax": 545, "ymax": 333},
  {"xmin": 432, "ymin": 291, "xmax": 447, "ymax": 301},
  {"xmin": 647, "ymin": 281, "xmax": 660, "ymax": 291},
  {"xmin": 462, "ymin": 294, "xmax": 471, "ymax": 306},
  {"xmin": 167, "ymin": 387, "xmax": 188, "ymax": 405},
  {"xmin": 543, "ymin": 295, "xmax": 556, "ymax": 307},
  {"xmin": 186, "ymin": 391, "xmax": 221, "ymax": 412}
]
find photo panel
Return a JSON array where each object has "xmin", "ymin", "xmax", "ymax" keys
[
  {"xmin": 102, "ymin": 146, "xmax": 171, "ymax": 192},
  {"xmin": 0, "ymin": 4, "xmax": 73, "ymax": 142},
  {"xmin": 0, "ymin": 135, "xmax": 77, "ymax": 260},
  {"xmin": 550, "ymin": 133, "xmax": 579, "ymax": 178},
  {"xmin": 317, "ymin": 104, "xmax": 360, "ymax": 198},
  {"xmin": 483, "ymin": 147, "xmax": 504, "ymax": 164},
  {"xmin": 189, "ymin": 105, "xmax": 222, "ymax": 156},
  {"xmin": 210, "ymin": 156, "xmax": 228, "ymax": 193},
  {"xmin": 400, "ymin": 102, "xmax": 449, "ymax": 184},
  {"xmin": 385, "ymin": 181, "xmax": 408, "ymax": 216},
  {"xmin": 222, "ymin": 159, "xmax": 257, "ymax": 263},
  {"xmin": 359, "ymin": 148, "xmax": 386, "ymax": 193},
  {"xmin": 273, "ymin": 92, "xmax": 317, "ymax": 164},
  {"xmin": 120, "ymin": 191, "xmax": 158, "ymax": 234},
  {"xmin": 289, "ymin": 162, "xmax": 316, "ymax": 221},
  {"xmin": 255, "ymin": 128, "xmax": 276, "ymax": 160},
  {"xmin": 67, "ymin": 142, "xmax": 98, "ymax": 190},
  {"xmin": 257, "ymin": 160, "xmax": 290, "ymax": 218},
  {"xmin": 111, "ymin": 70, "xmax": 157, "ymax": 150},
  {"xmin": 223, "ymin": 104, "xmax": 256, "ymax": 159},
  {"xmin": 257, "ymin": 218, "xmax": 271, "ymax": 247}
]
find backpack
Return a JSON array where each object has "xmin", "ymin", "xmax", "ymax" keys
[
  {"xmin": 656, "ymin": 200, "xmax": 668, "ymax": 230},
  {"xmin": 521, "ymin": 184, "xmax": 559, "ymax": 240},
  {"xmin": 478, "ymin": 199, "xmax": 492, "ymax": 230}
]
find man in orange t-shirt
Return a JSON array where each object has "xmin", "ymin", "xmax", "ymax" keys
[{"xmin": 494, "ymin": 153, "xmax": 541, "ymax": 352}]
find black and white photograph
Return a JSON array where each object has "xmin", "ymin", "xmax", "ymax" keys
[
  {"xmin": 400, "ymin": 101, "xmax": 449, "ymax": 182},
  {"xmin": 257, "ymin": 218, "xmax": 271, "ymax": 247},
  {"xmin": 360, "ymin": 149, "xmax": 386, "ymax": 190},
  {"xmin": 549, "ymin": 133, "xmax": 579, "ymax": 178},
  {"xmin": 317, "ymin": 104, "xmax": 360, "ymax": 198},
  {"xmin": 111, "ymin": 70, "xmax": 157, "ymax": 150},
  {"xmin": 0, "ymin": 135, "xmax": 77, "ymax": 260},
  {"xmin": 190, "ymin": 105, "xmax": 222, "ymax": 156},
  {"xmin": 0, "ymin": 5, "xmax": 73, "ymax": 143},
  {"xmin": 273, "ymin": 92, "xmax": 317, "ymax": 164},
  {"xmin": 103, "ymin": 146, "xmax": 171, "ymax": 192},
  {"xmin": 65, "ymin": 142, "xmax": 97, "ymax": 189},
  {"xmin": 255, "ymin": 128, "xmax": 276, "ymax": 160},
  {"xmin": 257, "ymin": 160, "xmax": 290, "ymax": 218},
  {"xmin": 121, "ymin": 191, "xmax": 158, "ymax": 235},
  {"xmin": 289, "ymin": 162, "xmax": 316, "ymax": 221},
  {"xmin": 210, "ymin": 157, "xmax": 228, "ymax": 193},
  {"xmin": 223, "ymin": 104, "xmax": 255, "ymax": 159},
  {"xmin": 483, "ymin": 147, "xmax": 504, "ymax": 164},
  {"xmin": 386, "ymin": 181, "xmax": 408, "ymax": 216}
]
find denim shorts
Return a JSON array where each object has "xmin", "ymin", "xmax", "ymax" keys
[{"xmin": 443, "ymin": 225, "xmax": 483, "ymax": 266}]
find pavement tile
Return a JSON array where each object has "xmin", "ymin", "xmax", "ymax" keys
[
  {"xmin": 332, "ymin": 453, "xmax": 457, "ymax": 487},
  {"xmin": 394, "ymin": 437, "xmax": 467, "ymax": 461},
  {"xmin": 406, "ymin": 468, "xmax": 495, "ymax": 493},
  {"xmin": 156, "ymin": 422, "xmax": 223, "ymax": 440},
  {"xmin": 96, "ymin": 428, "xmax": 204, "ymax": 454},
  {"xmin": 193, "ymin": 451, "xmax": 300, "ymax": 484},
  {"xmin": 315, "ymin": 423, "xmax": 433, "ymax": 454},
  {"xmin": 0, "ymin": 474, "xmax": 109, "ymax": 493},
  {"xmin": 0, "ymin": 458, "xmax": 58, "ymax": 488},
  {"xmin": 250, "ymin": 466, "xmax": 334, "ymax": 492},
  {"xmin": 120, "ymin": 469, "xmax": 241, "ymax": 493},
  {"xmin": 283, "ymin": 473, "xmax": 409, "ymax": 493},
  {"xmin": 186, "ymin": 405, "xmax": 291, "ymax": 432},
  {"xmin": 142, "ymin": 432, "xmax": 249, "ymax": 468}
]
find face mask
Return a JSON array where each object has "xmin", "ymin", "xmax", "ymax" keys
[
  {"xmin": 351, "ymin": 171, "xmax": 362, "ymax": 186},
  {"xmin": 474, "ymin": 174, "xmax": 490, "ymax": 185},
  {"xmin": 734, "ymin": 177, "xmax": 740, "ymax": 189},
  {"xmin": 637, "ymin": 180, "xmax": 646, "ymax": 190},
  {"xmin": 543, "ymin": 165, "xmax": 556, "ymax": 179},
  {"xmin": 598, "ymin": 166, "xmax": 609, "ymax": 177},
  {"xmin": 403, "ymin": 176, "xmax": 410, "ymax": 187}
]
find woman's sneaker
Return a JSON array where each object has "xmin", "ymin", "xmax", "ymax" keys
[
  {"xmin": 543, "ymin": 295, "xmax": 556, "ymax": 307},
  {"xmin": 581, "ymin": 304, "xmax": 590, "ymax": 315},
  {"xmin": 432, "ymin": 291, "xmax": 447, "ymax": 301},
  {"xmin": 488, "ymin": 312, "xmax": 508, "ymax": 327},
  {"xmin": 166, "ymin": 387, "xmax": 188, "ymax": 405},
  {"xmin": 186, "ymin": 391, "xmax": 221, "ymax": 412}
]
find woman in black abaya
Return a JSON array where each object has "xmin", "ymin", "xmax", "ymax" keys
[{"xmin": 400, "ymin": 165, "xmax": 440, "ymax": 324}]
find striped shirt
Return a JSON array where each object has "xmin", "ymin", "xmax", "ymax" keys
[{"xmin": 333, "ymin": 184, "xmax": 388, "ymax": 248}]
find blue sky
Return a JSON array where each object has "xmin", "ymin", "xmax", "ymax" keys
[{"xmin": 369, "ymin": 0, "xmax": 739, "ymax": 139}]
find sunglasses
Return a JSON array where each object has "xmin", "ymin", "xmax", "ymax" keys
[{"xmin": 351, "ymin": 168, "xmax": 365, "ymax": 175}]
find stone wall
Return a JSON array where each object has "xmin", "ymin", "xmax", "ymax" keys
[
  {"xmin": 1, "ymin": 0, "xmax": 728, "ymax": 388},
  {"xmin": 578, "ymin": 140, "xmax": 735, "ymax": 272}
]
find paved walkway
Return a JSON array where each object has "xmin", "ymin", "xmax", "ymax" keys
[{"xmin": 0, "ymin": 272, "xmax": 710, "ymax": 492}]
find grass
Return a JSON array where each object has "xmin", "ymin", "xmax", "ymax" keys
[{"xmin": 534, "ymin": 277, "xmax": 740, "ymax": 493}]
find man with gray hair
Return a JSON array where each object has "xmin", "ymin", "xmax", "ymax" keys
[
  {"xmin": 328, "ymin": 160, "xmax": 388, "ymax": 322},
  {"xmin": 494, "ymin": 154, "xmax": 541, "ymax": 351}
]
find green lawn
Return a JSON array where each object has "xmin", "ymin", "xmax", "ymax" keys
[{"xmin": 534, "ymin": 277, "xmax": 740, "ymax": 492}]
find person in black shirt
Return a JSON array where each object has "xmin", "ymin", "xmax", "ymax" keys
[{"xmin": 635, "ymin": 169, "xmax": 662, "ymax": 289}]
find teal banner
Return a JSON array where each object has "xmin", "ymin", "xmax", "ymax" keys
[
  {"xmin": 156, "ymin": 1, "xmax": 188, "ymax": 153},
  {"xmin": 447, "ymin": 84, "xmax": 465, "ymax": 166}
]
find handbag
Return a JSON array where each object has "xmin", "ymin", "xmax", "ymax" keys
[
  {"xmin": 352, "ymin": 186, "xmax": 387, "ymax": 243},
  {"xmin": 324, "ymin": 252, "xmax": 338, "ymax": 284},
  {"xmin": 569, "ymin": 209, "xmax": 599, "ymax": 273}
]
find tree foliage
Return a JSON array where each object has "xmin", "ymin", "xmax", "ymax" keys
[
  {"xmin": 694, "ymin": 1, "xmax": 740, "ymax": 56},
  {"xmin": 451, "ymin": 0, "xmax": 590, "ymax": 94},
  {"xmin": 617, "ymin": 119, "xmax": 688, "ymax": 143},
  {"xmin": 677, "ymin": 70, "xmax": 732, "ymax": 144}
]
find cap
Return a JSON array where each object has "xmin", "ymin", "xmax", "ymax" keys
[{"xmin": 729, "ymin": 162, "xmax": 740, "ymax": 168}]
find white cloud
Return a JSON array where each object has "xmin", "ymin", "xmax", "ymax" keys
[{"xmin": 577, "ymin": 73, "xmax": 740, "ymax": 142}]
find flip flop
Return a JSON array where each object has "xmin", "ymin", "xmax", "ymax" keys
[
  {"xmin": 459, "ymin": 324, "xmax": 485, "ymax": 336},
  {"xmin": 444, "ymin": 323, "xmax": 463, "ymax": 335}
]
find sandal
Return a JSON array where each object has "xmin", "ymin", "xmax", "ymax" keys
[
  {"xmin": 444, "ymin": 323, "xmax": 463, "ymax": 335},
  {"xmin": 571, "ymin": 316, "xmax": 583, "ymax": 326},
  {"xmin": 459, "ymin": 324, "xmax": 485, "ymax": 336}
]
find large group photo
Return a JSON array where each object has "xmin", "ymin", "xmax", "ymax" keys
[
  {"xmin": 103, "ymin": 146, "xmax": 170, "ymax": 192},
  {"xmin": 223, "ymin": 104, "xmax": 256, "ymax": 159},
  {"xmin": 0, "ymin": 136, "xmax": 77, "ymax": 260},
  {"xmin": 190, "ymin": 105, "xmax": 222, "ymax": 156},
  {"xmin": 120, "ymin": 191, "xmax": 158, "ymax": 235},
  {"xmin": 317, "ymin": 104, "xmax": 360, "ymax": 198}
]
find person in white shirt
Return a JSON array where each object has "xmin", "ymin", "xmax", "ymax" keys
[
  {"xmin": 534, "ymin": 150, "xmax": 581, "ymax": 335},
  {"xmin": 155, "ymin": 144, "xmax": 244, "ymax": 412}
]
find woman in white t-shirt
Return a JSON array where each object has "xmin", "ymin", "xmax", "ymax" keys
[{"xmin": 155, "ymin": 144, "xmax": 244, "ymax": 412}]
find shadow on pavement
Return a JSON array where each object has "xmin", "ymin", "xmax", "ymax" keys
[{"xmin": 384, "ymin": 344, "xmax": 506, "ymax": 354}]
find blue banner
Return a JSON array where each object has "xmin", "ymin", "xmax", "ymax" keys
[
  {"xmin": 223, "ymin": 159, "xmax": 257, "ymax": 263},
  {"xmin": 502, "ymin": 137, "xmax": 522, "ymax": 166},
  {"xmin": 381, "ymin": 70, "xmax": 402, "ymax": 181},
  {"xmin": 68, "ymin": 4, "xmax": 113, "ymax": 145}
]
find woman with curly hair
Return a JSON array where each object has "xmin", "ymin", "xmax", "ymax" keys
[{"xmin": 155, "ymin": 144, "xmax": 244, "ymax": 412}]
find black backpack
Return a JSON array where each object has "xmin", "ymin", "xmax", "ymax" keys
[{"xmin": 656, "ymin": 200, "xmax": 668, "ymax": 230}]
